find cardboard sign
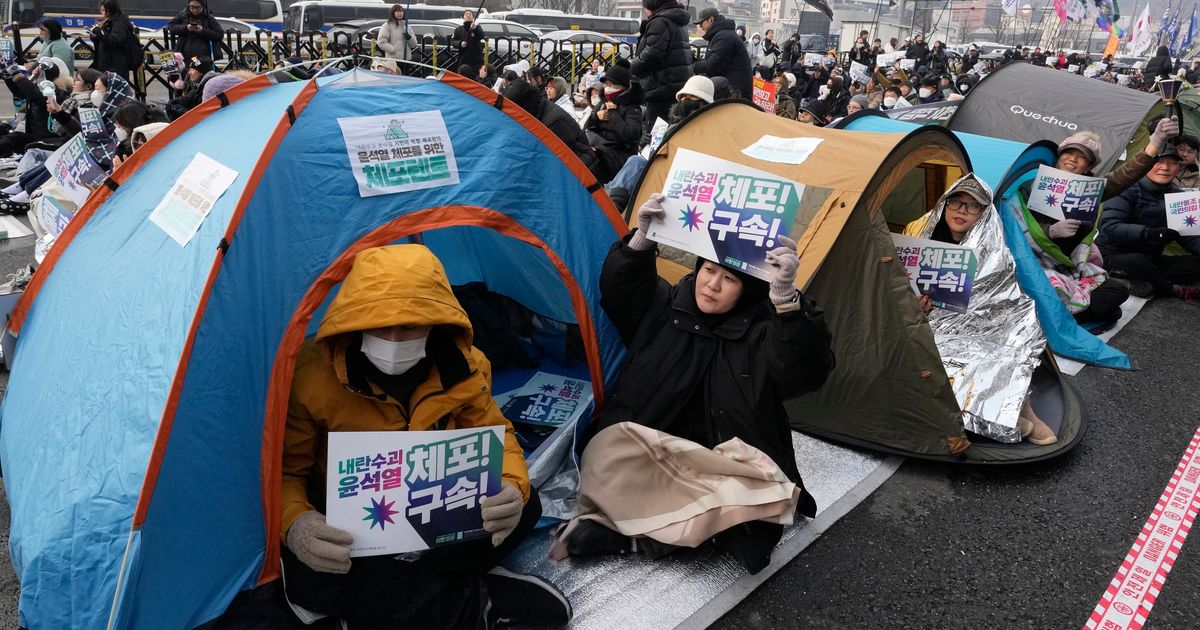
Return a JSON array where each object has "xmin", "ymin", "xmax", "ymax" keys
[
  {"xmin": 803, "ymin": 52, "xmax": 823, "ymax": 68},
  {"xmin": 326, "ymin": 426, "xmax": 504, "ymax": 557},
  {"xmin": 79, "ymin": 108, "xmax": 106, "ymax": 139},
  {"xmin": 647, "ymin": 148, "xmax": 803, "ymax": 282},
  {"xmin": 45, "ymin": 134, "xmax": 106, "ymax": 207},
  {"xmin": 338, "ymin": 111, "xmax": 460, "ymax": 197},
  {"xmin": 751, "ymin": 77, "xmax": 776, "ymax": 114},
  {"xmin": 849, "ymin": 61, "xmax": 871, "ymax": 85},
  {"xmin": 1164, "ymin": 191, "xmax": 1200, "ymax": 236},
  {"xmin": 148, "ymin": 153, "xmax": 239, "ymax": 246},
  {"xmin": 1027, "ymin": 164, "xmax": 1106, "ymax": 222},
  {"xmin": 494, "ymin": 372, "xmax": 593, "ymax": 428},
  {"xmin": 892, "ymin": 234, "xmax": 979, "ymax": 314}
]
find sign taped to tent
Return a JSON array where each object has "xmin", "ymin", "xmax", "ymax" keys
[
  {"xmin": 148, "ymin": 153, "xmax": 239, "ymax": 247},
  {"xmin": 338, "ymin": 111, "xmax": 460, "ymax": 197},
  {"xmin": 647, "ymin": 148, "xmax": 803, "ymax": 282},
  {"xmin": 326, "ymin": 426, "xmax": 504, "ymax": 557}
]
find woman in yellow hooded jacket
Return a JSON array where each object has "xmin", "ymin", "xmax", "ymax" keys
[{"xmin": 280, "ymin": 244, "xmax": 571, "ymax": 629}]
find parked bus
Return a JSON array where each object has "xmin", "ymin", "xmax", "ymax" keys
[
  {"xmin": 284, "ymin": 1, "xmax": 477, "ymax": 33},
  {"xmin": 488, "ymin": 9, "xmax": 639, "ymax": 43},
  {"xmin": 2, "ymin": 0, "xmax": 287, "ymax": 32}
]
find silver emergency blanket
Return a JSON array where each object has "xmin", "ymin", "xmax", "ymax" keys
[
  {"xmin": 507, "ymin": 432, "xmax": 895, "ymax": 630},
  {"xmin": 912, "ymin": 175, "xmax": 1045, "ymax": 443}
]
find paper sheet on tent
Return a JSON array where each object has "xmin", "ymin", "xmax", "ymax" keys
[
  {"xmin": 1054, "ymin": 296, "xmax": 1148, "ymax": 376},
  {"xmin": 505, "ymin": 432, "xmax": 902, "ymax": 630}
]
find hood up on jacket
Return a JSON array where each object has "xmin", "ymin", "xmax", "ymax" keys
[{"xmin": 316, "ymin": 244, "xmax": 475, "ymax": 365}]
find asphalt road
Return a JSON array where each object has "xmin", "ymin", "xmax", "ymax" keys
[{"xmin": 0, "ymin": 208, "xmax": 1195, "ymax": 628}]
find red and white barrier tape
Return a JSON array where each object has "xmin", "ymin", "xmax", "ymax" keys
[{"xmin": 1085, "ymin": 426, "xmax": 1200, "ymax": 630}]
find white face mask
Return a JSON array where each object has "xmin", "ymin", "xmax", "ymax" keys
[
  {"xmin": 818, "ymin": 85, "xmax": 830, "ymax": 98},
  {"xmin": 919, "ymin": 88, "xmax": 933, "ymax": 98},
  {"xmin": 361, "ymin": 332, "xmax": 428, "ymax": 376},
  {"xmin": 884, "ymin": 96, "xmax": 898, "ymax": 107},
  {"xmin": 604, "ymin": 86, "xmax": 621, "ymax": 95},
  {"xmin": 115, "ymin": 126, "xmax": 128, "ymax": 142},
  {"xmin": 590, "ymin": 96, "xmax": 601, "ymax": 107},
  {"xmin": 90, "ymin": 90, "xmax": 104, "ymax": 108}
]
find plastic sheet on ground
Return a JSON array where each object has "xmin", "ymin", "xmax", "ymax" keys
[{"xmin": 504, "ymin": 432, "xmax": 899, "ymax": 630}]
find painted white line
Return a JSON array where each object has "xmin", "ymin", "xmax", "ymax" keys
[{"xmin": 1085, "ymin": 426, "xmax": 1200, "ymax": 630}]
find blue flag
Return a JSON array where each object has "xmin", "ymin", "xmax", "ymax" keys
[{"xmin": 1186, "ymin": 4, "xmax": 1198, "ymax": 54}]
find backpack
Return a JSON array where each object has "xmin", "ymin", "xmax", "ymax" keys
[{"xmin": 124, "ymin": 18, "xmax": 144, "ymax": 69}]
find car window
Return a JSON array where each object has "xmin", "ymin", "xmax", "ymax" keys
[
  {"xmin": 478, "ymin": 22, "xmax": 506, "ymax": 37},
  {"xmin": 504, "ymin": 23, "xmax": 538, "ymax": 39}
]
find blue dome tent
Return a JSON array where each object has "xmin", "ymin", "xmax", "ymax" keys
[
  {"xmin": 841, "ymin": 113, "xmax": 1133, "ymax": 371},
  {"xmin": 0, "ymin": 69, "xmax": 626, "ymax": 628}
]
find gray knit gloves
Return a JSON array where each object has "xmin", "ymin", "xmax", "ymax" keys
[
  {"xmin": 628, "ymin": 192, "xmax": 666, "ymax": 251},
  {"xmin": 766, "ymin": 235, "xmax": 800, "ymax": 306},
  {"xmin": 286, "ymin": 510, "xmax": 353, "ymax": 574}
]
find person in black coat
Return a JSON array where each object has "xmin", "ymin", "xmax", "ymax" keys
[
  {"xmin": 585, "ymin": 65, "xmax": 642, "ymax": 184},
  {"xmin": 1097, "ymin": 146, "xmax": 1200, "ymax": 300},
  {"xmin": 452, "ymin": 10, "xmax": 485, "ymax": 72},
  {"xmin": 905, "ymin": 33, "xmax": 929, "ymax": 67},
  {"xmin": 564, "ymin": 194, "xmax": 833, "ymax": 573},
  {"xmin": 1145, "ymin": 45, "xmax": 1173, "ymax": 81},
  {"xmin": 632, "ymin": 0, "xmax": 692, "ymax": 145},
  {"xmin": 502, "ymin": 78, "xmax": 600, "ymax": 177},
  {"xmin": 90, "ymin": 0, "xmax": 138, "ymax": 81},
  {"xmin": 691, "ymin": 8, "xmax": 753, "ymax": 99},
  {"xmin": 0, "ymin": 61, "xmax": 65, "ymax": 157},
  {"xmin": 167, "ymin": 0, "xmax": 225, "ymax": 63}
]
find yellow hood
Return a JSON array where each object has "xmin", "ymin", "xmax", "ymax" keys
[{"xmin": 316, "ymin": 245, "xmax": 473, "ymax": 346}]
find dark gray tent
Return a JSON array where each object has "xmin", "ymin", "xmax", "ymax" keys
[{"xmin": 948, "ymin": 63, "xmax": 1161, "ymax": 174}]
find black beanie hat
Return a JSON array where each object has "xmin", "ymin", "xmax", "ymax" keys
[
  {"xmin": 190, "ymin": 56, "xmax": 214, "ymax": 75},
  {"xmin": 603, "ymin": 65, "xmax": 630, "ymax": 88}
]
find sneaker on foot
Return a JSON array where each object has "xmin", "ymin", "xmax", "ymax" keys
[
  {"xmin": 1025, "ymin": 416, "xmax": 1058, "ymax": 445},
  {"xmin": 485, "ymin": 566, "xmax": 572, "ymax": 628}
]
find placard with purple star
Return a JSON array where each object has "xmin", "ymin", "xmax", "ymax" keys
[
  {"xmin": 646, "ymin": 148, "xmax": 804, "ymax": 282},
  {"xmin": 1027, "ymin": 164, "xmax": 1106, "ymax": 223},
  {"xmin": 1165, "ymin": 191, "xmax": 1200, "ymax": 236},
  {"xmin": 891, "ymin": 234, "xmax": 979, "ymax": 314},
  {"xmin": 492, "ymin": 371, "xmax": 593, "ymax": 429},
  {"xmin": 326, "ymin": 426, "xmax": 504, "ymax": 557}
]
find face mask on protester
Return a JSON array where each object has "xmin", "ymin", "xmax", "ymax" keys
[
  {"xmin": 919, "ymin": 87, "xmax": 933, "ymax": 98},
  {"xmin": 818, "ymin": 85, "xmax": 830, "ymax": 98},
  {"xmin": 361, "ymin": 332, "xmax": 428, "ymax": 376},
  {"xmin": 90, "ymin": 90, "xmax": 104, "ymax": 108},
  {"xmin": 590, "ymin": 96, "xmax": 601, "ymax": 107},
  {"xmin": 604, "ymin": 86, "xmax": 621, "ymax": 95},
  {"xmin": 114, "ymin": 126, "xmax": 128, "ymax": 142},
  {"xmin": 884, "ymin": 96, "xmax": 898, "ymax": 107}
]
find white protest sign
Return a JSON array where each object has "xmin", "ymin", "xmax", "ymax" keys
[
  {"xmin": 639, "ymin": 117, "xmax": 669, "ymax": 159},
  {"xmin": 899, "ymin": 58, "xmax": 916, "ymax": 71},
  {"xmin": 849, "ymin": 61, "xmax": 871, "ymax": 85},
  {"xmin": 148, "ymin": 153, "xmax": 238, "ymax": 246},
  {"xmin": 45, "ymin": 134, "xmax": 106, "ymax": 207},
  {"xmin": 803, "ymin": 52, "xmax": 823, "ymax": 68},
  {"xmin": 326, "ymin": 426, "xmax": 504, "ymax": 557},
  {"xmin": 877, "ymin": 51, "xmax": 903, "ymax": 67},
  {"xmin": 972, "ymin": 61, "xmax": 987, "ymax": 75},
  {"xmin": 1026, "ymin": 164, "xmax": 1106, "ymax": 222},
  {"xmin": 741, "ymin": 135, "xmax": 822, "ymax": 166},
  {"xmin": 1068, "ymin": 64, "xmax": 1079, "ymax": 73},
  {"xmin": 648, "ymin": 148, "xmax": 804, "ymax": 282},
  {"xmin": 338, "ymin": 110, "xmax": 460, "ymax": 197},
  {"xmin": 1164, "ymin": 191, "xmax": 1200, "ymax": 236}
]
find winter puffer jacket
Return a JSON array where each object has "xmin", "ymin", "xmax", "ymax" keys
[
  {"xmin": 692, "ymin": 15, "xmax": 753, "ymax": 98},
  {"xmin": 1097, "ymin": 177, "xmax": 1200, "ymax": 257},
  {"xmin": 1016, "ymin": 183, "xmax": 1109, "ymax": 313},
  {"xmin": 631, "ymin": 0, "xmax": 693, "ymax": 103}
]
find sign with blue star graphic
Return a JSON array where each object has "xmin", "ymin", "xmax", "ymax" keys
[
  {"xmin": 1165, "ymin": 191, "xmax": 1200, "ymax": 237},
  {"xmin": 1028, "ymin": 164, "xmax": 1106, "ymax": 222},
  {"xmin": 326, "ymin": 426, "xmax": 504, "ymax": 557}
]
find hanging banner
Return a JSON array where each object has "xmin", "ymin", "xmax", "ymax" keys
[
  {"xmin": 338, "ymin": 110, "xmax": 460, "ymax": 197},
  {"xmin": 1164, "ymin": 191, "xmax": 1200, "ymax": 236},
  {"xmin": 648, "ymin": 148, "xmax": 804, "ymax": 282},
  {"xmin": 891, "ymin": 234, "xmax": 979, "ymax": 314},
  {"xmin": 1027, "ymin": 164, "xmax": 1106, "ymax": 222},
  {"xmin": 326, "ymin": 426, "xmax": 505, "ymax": 557},
  {"xmin": 752, "ymin": 77, "xmax": 777, "ymax": 114}
]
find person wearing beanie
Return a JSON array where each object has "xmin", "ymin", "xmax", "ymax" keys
[
  {"xmin": 633, "ymin": 0, "xmax": 692, "ymax": 145},
  {"xmin": 675, "ymin": 74, "xmax": 714, "ymax": 104},
  {"xmin": 584, "ymin": 66, "xmax": 642, "ymax": 183},
  {"xmin": 201, "ymin": 71, "xmax": 249, "ymax": 101},
  {"xmin": 846, "ymin": 93, "xmax": 869, "ymax": 115},
  {"xmin": 165, "ymin": 56, "xmax": 219, "ymax": 120},
  {"xmin": 797, "ymin": 96, "xmax": 828, "ymax": 125},
  {"xmin": 554, "ymin": 192, "xmax": 832, "ymax": 572},
  {"xmin": 772, "ymin": 72, "xmax": 796, "ymax": 119},
  {"xmin": 691, "ymin": 7, "xmax": 753, "ymax": 99},
  {"xmin": 917, "ymin": 75, "xmax": 942, "ymax": 104},
  {"xmin": 167, "ymin": 0, "xmax": 224, "ymax": 64}
]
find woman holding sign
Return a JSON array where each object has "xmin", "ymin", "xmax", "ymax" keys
[
  {"xmin": 553, "ymin": 193, "xmax": 834, "ymax": 574},
  {"xmin": 279, "ymin": 245, "xmax": 572, "ymax": 629}
]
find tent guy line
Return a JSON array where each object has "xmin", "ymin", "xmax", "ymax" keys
[{"xmin": 1086, "ymin": 426, "xmax": 1200, "ymax": 630}]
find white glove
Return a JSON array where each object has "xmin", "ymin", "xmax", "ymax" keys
[
  {"xmin": 481, "ymin": 481, "xmax": 523, "ymax": 546},
  {"xmin": 628, "ymin": 192, "xmax": 666, "ymax": 251},
  {"xmin": 286, "ymin": 510, "xmax": 353, "ymax": 574},
  {"xmin": 1047, "ymin": 219, "xmax": 1082, "ymax": 239}
]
